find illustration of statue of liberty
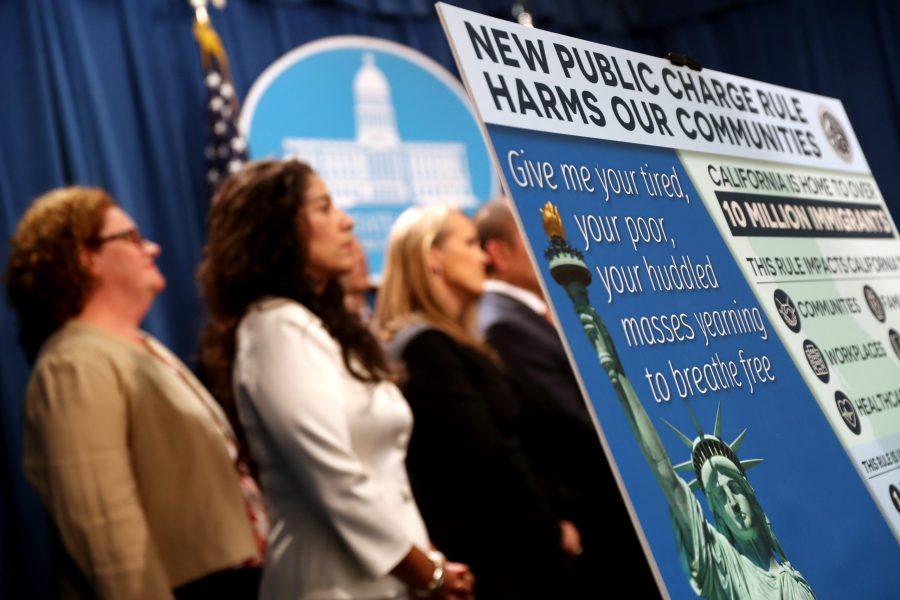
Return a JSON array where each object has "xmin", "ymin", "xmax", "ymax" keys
[{"xmin": 539, "ymin": 202, "xmax": 814, "ymax": 599}]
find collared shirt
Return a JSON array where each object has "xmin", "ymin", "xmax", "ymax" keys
[{"xmin": 484, "ymin": 279, "xmax": 548, "ymax": 317}]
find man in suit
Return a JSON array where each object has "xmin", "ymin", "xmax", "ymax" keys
[{"xmin": 475, "ymin": 198, "xmax": 660, "ymax": 597}]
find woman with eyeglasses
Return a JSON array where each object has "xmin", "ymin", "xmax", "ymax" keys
[
  {"xmin": 198, "ymin": 160, "xmax": 473, "ymax": 600},
  {"xmin": 5, "ymin": 187, "xmax": 264, "ymax": 599}
]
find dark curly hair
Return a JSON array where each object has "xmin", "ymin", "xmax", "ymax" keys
[
  {"xmin": 198, "ymin": 160, "xmax": 391, "ymax": 454},
  {"xmin": 5, "ymin": 187, "xmax": 114, "ymax": 363}
]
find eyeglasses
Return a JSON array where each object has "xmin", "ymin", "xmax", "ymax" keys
[{"xmin": 86, "ymin": 228, "xmax": 151, "ymax": 248}]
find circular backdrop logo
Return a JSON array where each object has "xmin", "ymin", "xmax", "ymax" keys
[
  {"xmin": 889, "ymin": 329, "xmax": 900, "ymax": 361},
  {"xmin": 802, "ymin": 339, "xmax": 829, "ymax": 383},
  {"xmin": 819, "ymin": 107, "xmax": 852, "ymax": 163},
  {"xmin": 240, "ymin": 36, "xmax": 497, "ymax": 278},
  {"xmin": 834, "ymin": 391, "xmax": 861, "ymax": 435},
  {"xmin": 890, "ymin": 484, "xmax": 900, "ymax": 514},
  {"xmin": 773, "ymin": 289, "xmax": 801, "ymax": 333},
  {"xmin": 863, "ymin": 285, "xmax": 886, "ymax": 322}
]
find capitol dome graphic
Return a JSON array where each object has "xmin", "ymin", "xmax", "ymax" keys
[
  {"xmin": 283, "ymin": 53, "xmax": 477, "ymax": 209},
  {"xmin": 240, "ymin": 37, "xmax": 495, "ymax": 276}
]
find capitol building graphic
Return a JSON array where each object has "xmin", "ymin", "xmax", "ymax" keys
[{"xmin": 283, "ymin": 53, "xmax": 477, "ymax": 208}]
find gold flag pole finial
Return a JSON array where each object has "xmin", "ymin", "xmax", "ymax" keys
[
  {"xmin": 190, "ymin": 0, "xmax": 227, "ymax": 70},
  {"xmin": 189, "ymin": 0, "xmax": 227, "ymax": 22},
  {"xmin": 540, "ymin": 201, "xmax": 565, "ymax": 239}
]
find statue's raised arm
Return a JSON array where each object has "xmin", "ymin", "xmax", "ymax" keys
[
  {"xmin": 539, "ymin": 202, "xmax": 814, "ymax": 599},
  {"xmin": 539, "ymin": 203, "xmax": 693, "ymax": 533}
]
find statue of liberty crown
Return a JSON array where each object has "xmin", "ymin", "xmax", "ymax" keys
[{"xmin": 664, "ymin": 404, "xmax": 763, "ymax": 492}]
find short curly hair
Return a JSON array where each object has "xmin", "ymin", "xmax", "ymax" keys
[{"xmin": 5, "ymin": 187, "xmax": 114, "ymax": 363}]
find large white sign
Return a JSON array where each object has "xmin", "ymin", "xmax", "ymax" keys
[
  {"xmin": 442, "ymin": 6, "xmax": 867, "ymax": 174},
  {"xmin": 440, "ymin": 4, "xmax": 900, "ymax": 599}
]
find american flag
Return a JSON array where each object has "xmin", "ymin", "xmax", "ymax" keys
[{"xmin": 194, "ymin": 15, "xmax": 248, "ymax": 189}]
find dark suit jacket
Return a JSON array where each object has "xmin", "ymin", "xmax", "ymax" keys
[
  {"xmin": 393, "ymin": 327, "xmax": 563, "ymax": 600},
  {"xmin": 478, "ymin": 290, "xmax": 658, "ymax": 595}
]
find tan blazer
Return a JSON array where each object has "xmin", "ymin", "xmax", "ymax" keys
[{"xmin": 23, "ymin": 321, "xmax": 258, "ymax": 599}]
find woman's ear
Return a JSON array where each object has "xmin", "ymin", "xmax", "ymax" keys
[
  {"xmin": 79, "ymin": 245, "xmax": 101, "ymax": 278},
  {"xmin": 428, "ymin": 245, "xmax": 445, "ymax": 276}
]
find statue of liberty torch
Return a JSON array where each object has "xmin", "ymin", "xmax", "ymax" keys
[{"xmin": 539, "ymin": 202, "xmax": 813, "ymax": 599}]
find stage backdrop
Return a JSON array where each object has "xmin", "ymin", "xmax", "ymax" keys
[
  {"xmin": 240, "ymin": 36, "xmax": 498, "ymax": 279},
  {"xmin": 1, "ymin": 1, "xmax": 899, "ymax": 598}
]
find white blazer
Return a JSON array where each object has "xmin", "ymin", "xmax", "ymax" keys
[{"xmin": 234, "ymin": 298, "xmax": 430, "ymax": 599}]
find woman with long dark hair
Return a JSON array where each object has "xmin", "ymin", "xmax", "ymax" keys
[{"xmin": 198, "ymin": 160, "xmax": 473, "ymax": 600}]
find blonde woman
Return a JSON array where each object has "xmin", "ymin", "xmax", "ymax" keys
[{"xmin": 376, "ymin": 206, "xmax": 574, "ymax": 599}]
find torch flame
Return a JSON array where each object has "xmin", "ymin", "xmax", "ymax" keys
[{"xmin": 540, "ymin": 202, "xmax": 565, "ymax": 239}]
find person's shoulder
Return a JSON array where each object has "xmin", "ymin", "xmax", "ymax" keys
[
  {"xmin": 480, "ymin": 290, "xmax": 534, "ymax": 324},
  {"xmin": 396, "ymin": 326, "xmax": 463, "ymax": 365},
  {"xmin": 482, "ymin": 302, "xmax": 546, "ymax": 347},
  {"xmin": 405, "ymin": 326, "xmax": 455, "ymax": 351},
  {"xmin": 238, "ymin": 297, "xmax": 339, "ymax": 359},
  {"xmin": 481, "ymin": 289, "xmax": 526, "ymax": 307},
  {"xmin": 240, "ymin": 297, "xmax": 320, "ymax": 333},
  {"xmin": 27, "ymin": 324, "xmax": 134, "ymax": 402},
  {"xmin": 479, "ymin": 289, "xmax": 517, "ymax": 315},
  {"xmin": 403, "ymin": 328, "xmax": 492, "ymax": 375},
  {"xmin": 36, "ymin": 321, "xmax": 133, "ymax": 369},
  {"xmin": 246, "ymin": 296, "xmax": 314, "ymax": 320}
]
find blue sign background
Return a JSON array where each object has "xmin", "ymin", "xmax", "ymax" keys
[
  {"xmin": 243, "ymin": 41, "xmax": 496, "ymax": 277},
  {"xmin": 490, "ymin": 124, "xmax": 900, "ymax": 599}
]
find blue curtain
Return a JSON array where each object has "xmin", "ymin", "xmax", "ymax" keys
[{"xmin": 1, "ymin": 0, "xmax": 897, "ymax": 596}]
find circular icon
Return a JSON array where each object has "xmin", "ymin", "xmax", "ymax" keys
[
  {"xmin": 889, "ymin": 329, "xmax": 900, "ymax": 361},
  {"xmin": 819, "ymin": 107, "xmax": 852, "ymax": 163},
  {"xmin": 773, "ymin": 289, "xmax": 801, "ymax": 333},
  {"xmin": 890, "ymin": 485, "xmax": 900, "ymax": 514},
  {"xmin": 834, "ymin": 391, "xmax": 861, "ymax": 435},
  {"xmin": 863, "ymin": 285, "xmax": 886, "ymax": 322},
  {"xmin": 803, "ymin": 339, "xmax": 830, "ymax": 383}
]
